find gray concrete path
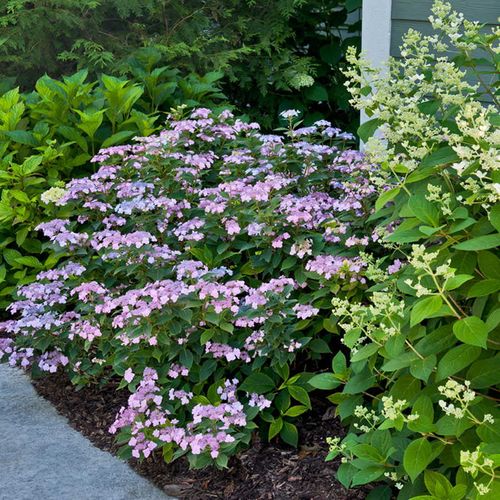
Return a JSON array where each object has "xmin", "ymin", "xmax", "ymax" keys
[{"xmin": 0, "ymin": 364, "xmax": 173, "ymax": 500}]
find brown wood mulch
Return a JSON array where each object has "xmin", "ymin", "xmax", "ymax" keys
[{"xmin": 32, "ymin": 372, "xmax": 368, "ymax": 499}]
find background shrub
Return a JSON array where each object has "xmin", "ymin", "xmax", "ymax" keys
[
  {"xmin": 0, "ymin": 66, "xmax": 226, "ymax": 310},
  {"xmin": 0, "ymin": 0, "xmax": 361, "ymax": 129}
]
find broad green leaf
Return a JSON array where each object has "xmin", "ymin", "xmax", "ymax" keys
[
  {"xmin": 410, "ymin": 296, "xmax": 442, "ymax": 327},
  {"xmin": 351, "ymin": 466, "xmax": 385, "ymax": 486},
  {"xmin": 357, "ymin": 118, "xmax": 382, "ymax": 142},
  {"xmin": 351, "ymin": 343, "xmax": 379, "ymax": 362},
  {"xmin": 489, "ymin": 205, "xmax": 500, "ymax": 232},
  {"xmin": 240, "ymin": 372, "xmax": 275, "ymax": 394},
  {"xmin": 408, "ymin": 194, "xmax": 440, "ymax": 227},
  {"xmin": 268, "ymin": 418, "xmax": 283, "ymax": 439},
  {"xmin": 453, "ymin": 316, "xmax": 488, "ymax": 348},
  {"xmin": 280, "ymin": 421, "xmax": 298, "ymax": 447},
  {"xmin": 424, "ymin": 470, "xmax": 452, "ymax": 498},
  {"xmin": 375, "ymin": 187, "xmax": 400, "ymax": 212},
  {"xmin": 466, "ymin": 356, "xmax": 500, "ymax": 388},
  {"xmin": 454, "ymin": 234, "xmax": 500, "ymax": 251},
  {"xmin": 287, "ymin": 385, "xmax": 311, "ymax": 408},
  {"xmin": 478, "ymin": 251, "xmax": 500, "ymax": 279},
  {"xmin": 420, "ymin": 146, "xmax": 459, "ymax": 168},
  {"xmin": 410, "ymin": 355, "xmax": 436, "ymax": 382},
  {"xmin": 444, "ymin": 274, "xmax": 473, "ymax": 291},
  {"xmin": 101, "ymin": 130, "xmax": 136, "ymax": 148},
  {"xmin": 308, "ymin": 373, "xmax": 341, "ymax": 390},
  {"xmin": 283, "ymin": 405, "xmax": 308, "ymax": 417},
  {"xmin": 467, "ymin": 279, "xmax": 500, "ymax": 298},
  {"xmin": 304, "ymin": 84, "xmax": 328, "ymax": 102},
  {"xmin": 403, "ymin": 438, "xmax": 432, "ymax": 481},
  {"xmin": 14, "ymin": 255, "xmax": 43, "ymax": 268},
  {"xmin": 436, "ymin": 345, "xmax": 481, "ymax": 380}
]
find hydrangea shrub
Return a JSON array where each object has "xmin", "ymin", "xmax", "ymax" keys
[
  {"xmin": 318, "ymin": 2, "xmax": 499, "ymax": 499},
  {"xmin": 1, "ymin": 107, "xmax": 378, "ymax": 467}
]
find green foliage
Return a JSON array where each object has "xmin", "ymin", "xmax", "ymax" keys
[
  {"xmin": 321, "ymin": 2, "xmax": 500, "ymax": 498},
  {"xmin": 0, "ymin": 1, "xmax": 360, "ymax": 130},
  {"xmin": 0, "ymin": 67, "xmax": 226, "ymax": 311}
]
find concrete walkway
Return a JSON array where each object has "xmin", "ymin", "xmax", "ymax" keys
[{"xmin": 0, "ymin": 364, "xmax": 172, "ymax": 500}]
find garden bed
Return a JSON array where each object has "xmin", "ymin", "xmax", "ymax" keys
[{"xmin": 32, "ymin": 372, "xmax": 367, "ymax": 499}]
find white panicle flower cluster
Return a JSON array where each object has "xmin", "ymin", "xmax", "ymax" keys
[
  {"xmin": 438, "ymin": 379, "xmax": 479, "ymax": 420},
  {"xmin": 332, "ymin": 289, "xmax": 404, "ymax": 352},
  {"xmin": 353, "ymin": 404, "xmax": 380, "ymax": 432},
  {"xmin": 404, "ymin": 245, "xmax": 455, "ymax": 297},
  {"xmin": 381, "ymin": 396, "xmax": 419, "ymax": 422},
  {"xmin": 460, "ymin": 447, "xmax": 496, "ymax": 496}
]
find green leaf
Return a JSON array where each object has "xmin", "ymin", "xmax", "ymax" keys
[
  {"xmin": 308, "ymin": 338, "xmax": 331, "ymax": 353},
  {"xmin": 319, "ymin": 44, "xmax": 342, "ymax": 65},
  {"xmin": 375, "ymin": 187, "xmax": 400, "ymax": 212},
  {"xmin": 453, "ymin": 316, "xmax": 488, "ymax": 348},
  {"xmin": 466, "ymin": 356, "xmax": 500, "ymax": 388},
  {"xmin": 283, "ymin": 405, "xmax": 308, "ymax": 417},
  {"xmin": 403, "ymin": 438, "xmax": 432, "ymax": 482},
  {"xmin": 308, "ymin": 373, "xmax": 341, "ymax": 390},
  {"xmin": 410, "ymin": 296, "xmax": 442, "ymax": 327},
  {"xmin": 467, "ymin": 279, "xmax": 500, "ymax": 298},
  {"xmin": 3, "ymin": 130, "xmax": 38, "ymax": 146},
  {"xmin": 240, "ymin": 372, "xmax": 275, "ymax": 394},
  {"xmin": 14, "ymin": 256, "xmax": 43, "ymax": 268},
  {"xmin": 410, "ymin": 355, "xmax": 436, "ymax": 382},
  {"xmin": 424, "ymin": 471, "xmax": 452, "ymax": 498},
  {"xmin": 268, "ymin": 418, "xmax": 283, "ymax": 440},
  {"xmin": 351, "ymin": 444, "xmax": 384, "ymax": 463},
  {"xmin": 420, "ymin": 146, "xmax": 459, "ymax": 168},
  {"xmin": 101, "ymin": 130, "xmax": 136, "ymax": 148},
  {"xmin": 444, "ymin": 274, "xmax": 473, "ymax": 291},
  {"xmin": 351, "ymin": 343, "xmax": 379, "ymax": 362},
  {"xmin": 357, "ymin": 118, "xmax": 381, "ymax": 142},
  {"xmin": 351, "ymin": 467, "xmax": 385, "ymax": 486},
  {"xmin": 280, "ymin": 421, "xmax": 298, "ymax": 447},
  {"xmin": 436, "ymin": 345, "xmax": 481, "ymax": 380},
  {"xmin": 304, "ymin": 84, "xmax": 328, "ymax": 102},
  {"xmin": 408, "ymin": 194, "xmax": 440, "ymax": 227},
  {"xmin": 454, "ymin": 234, "xmax": 500, "ymax": 251},
  {"xmin": 287, "ymin": 385, "xmax": 311, "ymax": 408},
  {"xmin": 478, "ymin": 251, "xmax": 500, "ymax": 279},
  {"xmin": 489, "ymin": 205, "xmax": 500, "ymax": 232},
  {"xmin": 345, "ymin": 0, "xmax": 362, "ymax": 12}
]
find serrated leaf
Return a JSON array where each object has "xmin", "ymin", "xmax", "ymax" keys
[
  {"xmin": 287, "ymin": 385, "xmax": 311, "ymax": 408},
  {"xmin": 240, "ymin": 372, "xmax": 275, "ymax": 394},
  {"xmin": 453, "ymin": 316, "xmax": 488, "ymax": 348},
  {"xmin": 268, "ymin": 418, "xmax": 283, "ymax": 440},
  {"xmin": 436, "ymin": 345, "xmax": 481, "ymax": 380},
  {"xmin": 403, "ymin": 438, "xmax": 432, "ymax": 481},
  {"xmin": 454, "ymin": 234, "xmax": 500, "ymax": 251},
  {"xmin": 357, "ymin": 118, "xmax": 381, "ymax": 142},
  {"xmin": 467, "ymin": 279, "xmax": 500, "ymax": 298},
  {"xmin": 410, "ymin": 296, "xmax": 442, "ymax": 327},
  {"xmin": 308, "ymin": 373, "xmax": 341, "ymax": 390}
]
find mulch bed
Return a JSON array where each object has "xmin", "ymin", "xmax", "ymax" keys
[{"xmin": 32, "ymin": 372, "xmax": 368, "ymax": 499}]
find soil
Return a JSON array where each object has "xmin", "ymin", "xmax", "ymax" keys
[{"xmin": 32, "ymin": 372, "xmax": 369, "ymax": 499}]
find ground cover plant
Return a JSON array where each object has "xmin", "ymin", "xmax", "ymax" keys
[
  {"xmin": 0, "ymin": 106, "xmax": 379, "ymax": 468},
  {"xmin": 317, "ymin": 2, "xmax": 499, "ymax": 498},
  {"xmin": 0, "ymin": 64, "xmax": 225, "ymax": 310}
]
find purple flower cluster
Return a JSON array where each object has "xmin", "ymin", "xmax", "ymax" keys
[{"xmin": 2, "ymin": 108, "xmax": 379, "ymax": 464}]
